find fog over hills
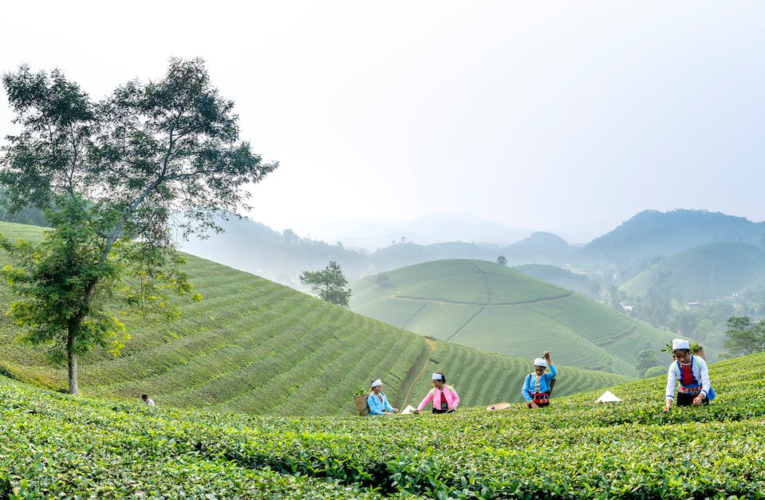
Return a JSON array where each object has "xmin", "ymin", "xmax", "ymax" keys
[{"xmin": 177, "ymin": 209, "xmax": 765, "ymax": 291}]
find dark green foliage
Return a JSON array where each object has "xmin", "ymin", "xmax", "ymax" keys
[
  {"xmin": 724, "ymin": 316, "xmax": 765, "ymax": 356},
  {"xmin": 496, "ymin": 255, "xmax": 507, "ymax": 266},
  {"xmin": 635, "ymin": 349, "xmax": 660, "ymax": 377},
  {"xmin": 643, "ymin": 365, "xmax": 666, "ymax": 378},
  {"xmin": 301, "ymin": 261, "xmax": 352, "ymax": 307},
  {"xmin": 0, "ymin": 58, "xmax": 276, "ymax": 393}
]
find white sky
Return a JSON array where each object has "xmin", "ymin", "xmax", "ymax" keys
[{"xmin": 2, "ymin": 1, "xmax": 765, "ymax": 241}]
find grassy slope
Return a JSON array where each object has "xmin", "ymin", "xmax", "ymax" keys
[
  {"xmin": 621, "ymin": 241, "xmax": 765, "ymax": 299},
  {"xmin": 1, "ymin": 353, "xmax": 764, "ymax": 498},
  {"xmin": 514, "ymin": 263, "xmax": 594, "ymax": 296},
  {"xmin": 0, "ymin": 222, "xmax": 627, "ymax": 417},
  {"xmin": 351, "ymin": 259, "xmax": 675, "ymax": 377}
]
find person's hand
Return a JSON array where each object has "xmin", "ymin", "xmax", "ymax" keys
[
  {"xmin": 392, "ymin": 408, "xmax": 399, "ymax": 413},
  {"xmin": 413, "ymin": 409, "xmax": 420, "ymax": 414},
  {"xmin": 544, "ymin": 351, "xmax": 551, "ymax": 361},
  {"xmin": 530, "ymin": 402, "xmax": 539, "ymax": 409},
  {"xmin": 663, "ymin": 401, "xmax": 671, "ymax": 412},
  {"xmin": 693, "ymin": 395, "xmax": 703, "ymax": 406}
]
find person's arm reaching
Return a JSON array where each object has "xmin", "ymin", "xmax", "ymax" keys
[
  {"xmin": 415, "ymin": 390, "xmax": 434, "ymax": 412},
  {"xmin": 448, "ymin": 386, "xmax": 459, "ymax": 410},
  {"xmin": 384, "ymin": 394, "xmax": 395, "ymax": 412},
  {"xmin": 664, "ymin": 364, "xmax": 677, "ymax": 412},
  {"xmin": 695, "ymin": 357, "xmax": 711, "ymax": 405}
]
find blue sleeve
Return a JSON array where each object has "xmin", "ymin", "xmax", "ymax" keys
[
  {"xmin": 383, "ymin": 393, "xmax": 394, "ymax": 412},
  {"xmin": 522, "ymin": 374, "xmax": 532, "ymax": 402},
  {"xmin": 548, "ymin": 363, "xmax": 557, "ymax": 379},
  {"xmin": 367, "ymin": 394, "xmax": 384, "ymax": 415}
]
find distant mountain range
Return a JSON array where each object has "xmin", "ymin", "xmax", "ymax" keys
[
  {"xmin": 583, "ymin": 209, "xmax": 765, "ymax": 266},
  {"xmin": 302, "ymin": 214, "xmax": 532, "ymax": 250},
  {"xmin": 176, "ymin": 209, "xmax": 765, "ymax": 290}
]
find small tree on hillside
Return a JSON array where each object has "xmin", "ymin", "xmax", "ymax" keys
[
  {"xmin": 635, "ymin": 349, "xmax": 660, "ymax": 378},
  {"xmin": 0, "ymin": 58, "xmax": 277, "ymax": 394},
  {"xmin": 496, "ymin": 255, "xmax": 507, "ymax": 266},
  {"xmin": 723, "ymin": 316, "xmax": 765, "ymax": 356},
  {"xmin": 300, "ymin": 261, "xmax": 352, "ymax": 307}
]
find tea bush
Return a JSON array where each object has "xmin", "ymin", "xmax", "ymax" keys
[{"xmin": 1, "ymin": 353, "xmax": 764, "ymax": 498}]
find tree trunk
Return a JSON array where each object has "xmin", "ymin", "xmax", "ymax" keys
[{"xmin": 67, "ymin": 326, "xmax": 78, "ymax": 395}]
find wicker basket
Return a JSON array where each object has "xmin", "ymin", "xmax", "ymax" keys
[{"xmin": 354, "ymin": 394, "xmax": 370, "ymax": 416}]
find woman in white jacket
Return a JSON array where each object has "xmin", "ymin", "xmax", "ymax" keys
[{"xmin": 663, "ymin": 339, "xmax": 712, "ymax": 412}]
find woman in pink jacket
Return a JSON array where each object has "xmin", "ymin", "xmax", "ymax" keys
[{"xmin": 413, "ymin": 372, "xmax": 460, "ymax": 414}]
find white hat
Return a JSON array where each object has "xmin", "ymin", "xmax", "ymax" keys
[
  {"xmin": 371, "ymin": 379, "xmax": 382, "ymax": 387},
  {"xmin": 534, "ymin": 358, "xmax": 547, "ymax": 367},
  {"xmin": 672, "ymin": 339, "xmax": 690, "ymax": 351},
  {"xmin": 432, "ymin": 373, "xmax": 444, "ymax": 381}
]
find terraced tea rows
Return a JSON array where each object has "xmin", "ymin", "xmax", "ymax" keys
[
  {"xmin": 0, "ymin": 222, "xmax": 627, "ymax": 416},
  {"xmin": 352, "ymin": 260, "xmax": 676, "ymax": 376},
  {"xmin": 2, "ymin": 352, "xmax": 763, "ymax": 498}
]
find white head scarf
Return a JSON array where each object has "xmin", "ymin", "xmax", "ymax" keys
[
  {"xmin": 371, "ymin": 379, "xmax": 382, "ymax": 388},
  {"xmin": 534, "ymin": 358, "xmax": 547, "ymax": 367},
  {"xmin": 432, "ymin": 373, "xmax": 444, "ymax": 381},
  {"xmin": 672, "ymin": 339, "xmax": 690, "ymax": 351}
]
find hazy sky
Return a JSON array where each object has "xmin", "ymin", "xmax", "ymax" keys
[{"xmin": 2, "ymin": 1, "xmax": 765, "ymax": 242}]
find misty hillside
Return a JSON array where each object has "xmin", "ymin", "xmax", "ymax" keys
[
  {"xmin": 179, "ymin": 217, "xmax": 370, "ymax": 288},
  {"xmin": 318, "ymin": 213, "xmax": 531, "ymax": 250},
  {"xmin": 515, "ymin": 264, "xmax": 599, "ymax": 297},
  {"xmin": 620, "ymin": 242, "xmax": 765, "ymax": 300},
  {"xmin": 584, "ymin": 209, "xmax": 765, "ymax": 266}
]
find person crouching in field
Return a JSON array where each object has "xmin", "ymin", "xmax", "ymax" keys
[
  {"xmin": 522, "ymin": 351, "xmax": 557, "ymax": 409},
  {"xmin": 414, "ymin": 373, "xmax": 460, "ymax": 414},
  {"xmin": 663, "ymin": 339, "xmax": 713, "ymax": 412},
  {"xmin": 367, "ymin": 379, "xmax": 399, "ymax": 415}
]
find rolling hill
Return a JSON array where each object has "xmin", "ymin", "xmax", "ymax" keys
[
  {"xmin": 3, "ymin": 352, "xmax": 764, "ymax": 497},
  {"xmin": 351, "ymin": 259, "xmax": 676, "ymax": 377},
  {"xmin": 514, "ymin": 263, "xmax": 599, "ymax": 297},
  {"xmin": 0, "ymin": 222, "xmax": 628, "ymax": 416},
  {"xmin": 584, "ymin": 209, "xmax": 765, "ymax": 265},
  {"xmin": 620, "ymin": 241, "xmax": 765, "ymax": 299}
]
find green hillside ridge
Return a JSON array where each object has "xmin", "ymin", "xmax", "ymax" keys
[
  {"xmin": 514, "ymin": 263, "xmax": 597, "ymax": 297},
  {"xmin": 621, "ymin": 241, "xmax": 765, "ymax": 299},
  {"xmin": 0, "ymin": 222, "xmax": 627, "ymax": 416},
  {"xmin": 2, "ymin": 353, "xmax": 764, "ymax": 497},
  {"xmin": 351, "ymin": 259, "xmax": 676, "ymax": 377}
]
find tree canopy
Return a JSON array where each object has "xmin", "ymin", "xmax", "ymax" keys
[
  {"xmin": 300, "ymin": 261, "xmax": 352, "ymax": 307},
  {"xmin": 0, "ymin": 58, "xmax": 277, "ymax": 393}
]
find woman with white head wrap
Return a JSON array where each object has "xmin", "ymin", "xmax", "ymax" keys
[
  {"xmin": 367, "ymin": 379, "xmax": 398, "ymax": 416},
  {"xmin": 663, "ymin": 339, "xmax": 714, "ymax": 412},
  {"xmin": 522, "ymin": 351, "xmax": 557, "ymax": 408},
  {"xmin": 413, "ymin": 372, "xmax": 460, "ymax": 414}
]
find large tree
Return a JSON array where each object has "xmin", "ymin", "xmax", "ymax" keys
[
  {"xmin": 300, "ymin": 261, "xmax": 352, "ymax": 307},
  {"xmin": 0, "ymin": 58, "xmax": 277, "ymax": 394}
]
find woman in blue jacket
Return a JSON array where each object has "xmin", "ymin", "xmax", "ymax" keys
[
  {"xmin": 522, "ymin": 351, "xmax": 557, "ymax": 408},
  {"xmin": 367, "ymin": 379, "xmax": 399, "ymax": 416}
]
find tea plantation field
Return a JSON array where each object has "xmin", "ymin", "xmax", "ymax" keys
[
  {"xmin": 0, "ymin": 222, "xmax": 627, "ymax": 416},
  {"xmin": 2, "ymin": 353, "xmax": 764, "ymax": 498},
  {"xmin": 351, "ymin": 260, "xmax": 676, "ymax": 377}
]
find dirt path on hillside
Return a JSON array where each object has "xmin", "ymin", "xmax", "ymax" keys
[{"xmin": 402, "ymin": 338, "xmax": 436, "ymax": 407}]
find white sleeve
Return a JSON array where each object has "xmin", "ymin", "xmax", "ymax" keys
[
  {"xmin": 697, "ymin": 357, "xmax": 711, "ymax": 397},
  {"xmin": 665, "ymin": 364, "xmax": 677, "ymax": 400}
]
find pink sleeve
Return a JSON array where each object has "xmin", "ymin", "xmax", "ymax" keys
[
  {"xmin": 417, "ymin": 390, "xmax": 433, "ymax": 411},
  {"xmin": 450, "ymin": 387, "xmax": 460, "ymax": 409}
]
